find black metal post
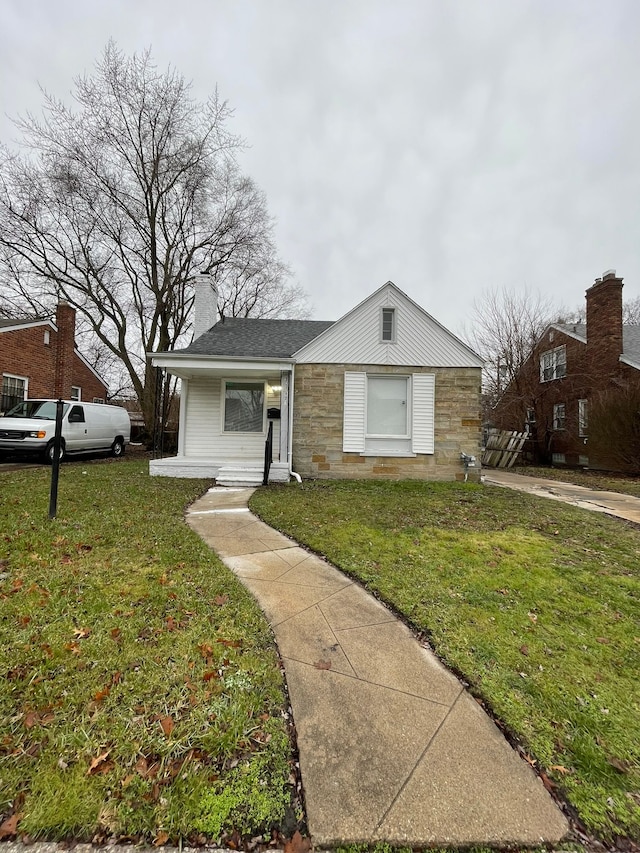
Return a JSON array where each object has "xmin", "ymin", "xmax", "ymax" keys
[
  {"xmin": 263, "ymin": 420, "xmax": 274, "ymax": 486},
  {"xmin": 48, "ymin": 399, "xmax": 64, "ymax": 520}
]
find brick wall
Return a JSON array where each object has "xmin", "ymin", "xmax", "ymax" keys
[{"xmin": 292, "ymin": 363, "xmax": 482, "ymax": 481}]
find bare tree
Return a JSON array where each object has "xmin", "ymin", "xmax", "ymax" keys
[
  {"xmin": 466, "ymin": 286, "xmax": 555, "ymax": 408},
  {"xmin": 0, "ymin": 42, "xmax": 306, "ymax": 435},
  {"xmin": 624, "ymin": 295, "xmax": 640, "ymax": 325}
]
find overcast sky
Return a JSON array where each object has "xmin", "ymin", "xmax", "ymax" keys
[{"xmin": 1, "ymin": 0, "xmax": 639, "ymax": 338}]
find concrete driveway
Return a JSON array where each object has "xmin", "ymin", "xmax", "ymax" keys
[{"xmin": 483, "ymin": 469, "xmax": 640, "ymax": 525}]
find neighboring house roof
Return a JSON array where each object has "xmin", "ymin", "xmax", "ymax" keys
[
  {"xmin": 0, "ymin": 312, "xmax": 108, "ymax": 389},
  {"xmin": 552, "ymin": 322, "xmax": 640, "ymax": 367},
  {"xmin": 177, "ymin": 318, "xmax": 335, "ymax": 359},
  {"xmin": 0, "ymin": 316, "xmax": 51, "ymax": 332}
]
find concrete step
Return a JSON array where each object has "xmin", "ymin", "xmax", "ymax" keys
[
  {"xmin": 216, "ymin": 466, "xmax": 263, "ymax": 488},
  {"xmin": 216, "ymin": 462, "xmax": 291, "ymax": 488}
]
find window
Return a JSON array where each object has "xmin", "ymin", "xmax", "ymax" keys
[
  {"xmin": 44, "ymin": 330, "xmax": 50, "ymax": 346},
  {"xmin": 367, "ymin": 376, "xmax": 409, "ymax": 437},
  {"xmin": 343, "ymin": 371, "xmax": 434, "ymax": 455},
  {"xmin": 68, "ymin": 405, "xmax": 85, "ymax": 423},
  {"xmin": 381, "ymin": 308, "xmax": 396, "ymax": 342},
  {"xmin": 578, "ymin": 399, "xmax": 588, "ymax": 436},
  {"xmin": 553, "ymin": 403, "xmax": 566, "ymax": 430},
  {"xmin": 540, "ymin": 345, "xmax": 566, "ymax": 382},
  {"xmin": 93, "ymin": 397, "xmax": 105, "ymax": 404},
  {"xmin": 1, "ymin": 374, "xmax": 27, "ymax": 414},
  {"xmin": 71, "ymin": 386, "xmax": 81, "ymax": 401},
  {"xmin": 552, "ymin": 453, "xmax": 566, "ymax": 465},
  {"xmin": 223, "ymin": 381, "xmax": 265, "ymax": 433}
]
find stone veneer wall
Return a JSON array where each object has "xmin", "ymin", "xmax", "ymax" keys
[{"xmin": 292, "ymin": 363, "xmax": 482, "ymax": 481}]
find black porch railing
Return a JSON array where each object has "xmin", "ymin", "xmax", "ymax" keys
[{"xmin": 263, "ymin": 420, "xmax": 274, "ymax": 485}]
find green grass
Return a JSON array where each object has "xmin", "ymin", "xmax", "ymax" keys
[
  {"xmin": 513, "ymin": 465, "xmax": 640, "ymax": 498},
  {"xmin": 0, "ymin": 460, "xmax": 294, "ymax": 844},
  {"xmin": 250, "ymin": 479, "xmax": 640, "ymax": 844}
]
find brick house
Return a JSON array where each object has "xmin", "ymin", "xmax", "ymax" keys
[
  {"xmin": 150, "ymin": 278, "xmax": 484, "ymax": 483},
  {"xmin": 0, "ymin": 301, "xmax": 109, "ymax": 412},
  {"xmin": 492, "ymin": 270, "xmax": 640, "ymax": 470}
]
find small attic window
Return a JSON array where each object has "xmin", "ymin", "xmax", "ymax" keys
[
  {"xmin": 381, "ymin": 308, "xmax": 396, "ymax": 342},
  {"xmin": 44, "ymin": 329, "xmax": 50, "ymax": 346}
]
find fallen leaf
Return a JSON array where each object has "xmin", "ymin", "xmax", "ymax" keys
[
  {"xmin": 65, "ymin": 641, "xmax": 81, "ymax": 655},
  {"xmin": 73, "ymin": 627, "xmax": 91, "ymax": 639},
  {"xmin": 608, "ymin": 757, "xmax": 631, "ymax": 774},
  {"xmin": 0, "ymin": 814, "xmax": 20, "ymax": 840},
  {"xmin": 217, "ymin": 638, "xmax": 241, "ymax": 648},
  {"xmin": 549, "ymin": 764, "xmax": 572, "ymax": 775},
  {"xmin": 284, "ymin": 830, "xmax": 312, "ymax": 853},
  {"xmin": 596, "ymin": 637, "xmax": 611, "ymax": 645},
  {"xmin": 110, "ymin": 628, "xmax": 121, "ymax": 640},
  {"xmin": 199, "ymin": 642, "xmax": 214, "ymax": 659},
  {"xmin": 203, "ymin": 670, "xmax": 219, "ymax": 682},
  {"xmin": 17, "ymin": 615, "xmax": 31, "ymax": 627},
  {"xmin": 519, "ymin": 645, "xmax": 529, "ymax": 656},
  {"xmin": 94, "ymin": 687, "xmax": 111, "ymax": 703},
  {"xmin": 540, "ymin": 771, "xmax": 556, "ymax": 792},
  {"xmin": 528, "ymin": 612, "xmax": 538, "ymax": 624},
  {"xmin": 87, "ymin": 749, "xmax": 112, "ymax": 775},
  {"xmin": 159, "ymin": 716, "xmax": 174, "ymax": 736},
  {"xmin": 24, "ymin": 711, "xmax": 39, "ymax": 729},
  {"xmin": 154, "ymin": 831, "xmax": 169, "ymax": 846},
  {"xmin": 214, "ymin": 594, "xmax": 229, "ymax": 606},
  {"xmin": 77, "ymin": 543, "xmax": 93, "ymax": 552},
  {"xmin": 313, "ymin": 659, "xmax": 332, "ymax": 670}
]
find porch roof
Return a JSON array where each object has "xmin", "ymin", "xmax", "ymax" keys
[{"xmin": 174, "ymin": 318, "xmax": 335, "ymax": 358}]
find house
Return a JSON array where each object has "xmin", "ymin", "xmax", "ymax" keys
[
  {"xmin": 150, "ymin": 277, "xmax": 483, "ymax": 484},
  {"xmin": 0, "ymin": 301, "xmax": 108, "ymax": 412},
  {"xmin": 491, "ymin": 270, "xmax": 640, "ymax": 470}
]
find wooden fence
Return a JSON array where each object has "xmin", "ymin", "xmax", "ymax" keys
[{"xmin": 481, "ymin": 429, "xmax": 527, "ymax": 468}]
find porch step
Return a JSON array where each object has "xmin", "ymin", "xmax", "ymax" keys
[
  {"xmin": 216, "ymin": 462, "xmax": 291, "ymax": 488},
  {"xmin": 216, "ymin": 466, "xmax": 263, "ymax": 488}
]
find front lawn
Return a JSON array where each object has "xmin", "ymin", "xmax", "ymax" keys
[
  {"xmin": 251, "ymin": 480, "xmax": 640, "ymax": 845},
  {"xmin": 0, "ymin": 460, "xmax": 295, "ymax": 844}
]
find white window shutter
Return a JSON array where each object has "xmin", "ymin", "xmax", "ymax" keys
[
  {"xmin": 343, "ymin": 372, "xmax": 366, "ymax": 452},
  {"xmin": 412, "ymin": 373, "xmax": 435, "ymax": 454}
]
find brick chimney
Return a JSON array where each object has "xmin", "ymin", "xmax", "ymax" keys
[
  {"xmin": 54, "ymin": 300, "xmax": 76, "ymax": 398},
  {"xmin": 192, "ymin": 273, "xmax": 218, "ymax": 341},
  {"xmin": 585, "ymin": 270, "xmax": 624, "ymax": 378}
]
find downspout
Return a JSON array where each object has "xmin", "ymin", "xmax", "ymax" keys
[{"xmin": 287, "ymin": 364, "xmax": 303, "ymax": 483}]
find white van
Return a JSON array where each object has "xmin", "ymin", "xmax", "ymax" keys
[{"xmin": 0, "ymin": 400, "xmax": 131, "ymax": 462}]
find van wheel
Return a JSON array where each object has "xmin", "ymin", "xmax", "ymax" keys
[
  {"xmin": 45, "ymin": 440, "xmax": 65, "ymax": 464},
  {"xmin": 111, "ymin": 438, "xmax": 125, "ymax": 458}
]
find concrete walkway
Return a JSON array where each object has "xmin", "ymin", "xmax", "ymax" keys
[
  {"xmin": 187, "ymin": 488, "xmax": 568, "ymax": 848},
  {"xmin": 484, "ymin": 470, "xmax": 640, "ymax": 524}
]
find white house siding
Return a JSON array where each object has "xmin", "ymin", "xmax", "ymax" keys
[
  {"xmin": 183, "ymin": 376, "xmax": 281, "ymax": 461},
  {"xmin": 292, "ymin": 363, "xmax": 481, "ymax": 481},
  {"xmin": 295, "ymin": 282, "xmax": 482, "ymax": 369}
]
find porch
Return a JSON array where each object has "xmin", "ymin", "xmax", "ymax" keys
[
  {"xmin": 149, "ymin": 456, "xmax": 291, "ymax": 485},
  {"xmin": 149, "ymin": 352, "xmax": 295, "ymax": 483}
]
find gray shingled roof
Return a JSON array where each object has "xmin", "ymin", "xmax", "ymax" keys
[
  {"xmin": 0, "ymin": 315, "xmax": 48, "ymax": 329},
  {"xmin": 555, "ymin": 322, "xmax": 640, "ymax": 364},
  {"xmin": 177, "ymin": 318, "xmax": 335, "ymax": 358}
]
